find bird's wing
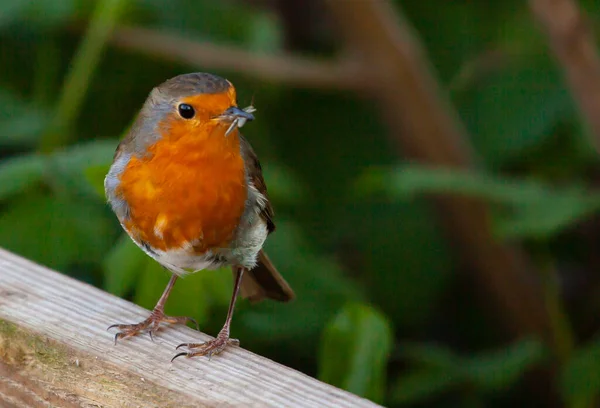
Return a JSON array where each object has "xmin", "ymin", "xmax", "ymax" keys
[{"xmin": 239, "ymin": 134, "xmax": 275, "ymax": 233}]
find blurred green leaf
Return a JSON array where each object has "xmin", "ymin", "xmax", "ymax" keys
[
  {"xmin": 399, "ymin": 343, "xmax": 462, "ymax": 370},
  {"xmin": 392, "ymin": 369, "xmax": 461, "ymax": 404},
  {"xmin": 393, "ymin": 338, "xmax": 545, "ymax": 404},
  {"xmin": 49, "ymin": 140, "xmax": 116, "ymax": 196},
  {"xmin": 85, "ymin": 163, "xmax": 111, "ymax": 198},
  {"xmin": 318, "ymin": 302, "xmax": 393, "ymax": 404},
  {"xmin": 401, "ymin": 1, "xmax": 494, "ymax": 82},
  {"xmin": 0, "ymin": 90, "xmax": 48, "ymax": 147},
  {"xmin": 456, "ymin": 57, "xmax": 573, "ymax": 166},
  {"xmin": 0, "ymin": 0, "xmax": 76, "ymax": 30},
  {"xmin": 495, "ymin": 194, "xmax": 599, "ymax": 239},
  {"xmin": 0, "ymin": 140, "xmax": 116, "ymax": 202},
  {"xmin": 145, "ymin": 0, "xmax": 282, "ymax": 48},
  {"xmin": 103, "ymin": 233, "xmax": 145, "ymax": 296},
  {"xmin": 0, "ymin": 0, "xmax": 24, "ymax": 27},
  {"xmin": 561, "ymin": 337, "xmax": 600, "ymax": 408},
  {"xmin": 359, "ymin": 165, "xmax": 600, "ymax": 239},
  {"xmin": 248, "ymin": 12, "xmax": 282, "ymax": 53},
  {"xmin": 0, "ymin": 154, "xmax": 46, "ymax": 200},
  {"xmin": 0, "ymin": 192, "xmax": 116, "ymax": 270},
  {"xmin": 463, "ymin": 338, "xmax": 545, "ymax": 391},
  {"xmin": 52, "ymin": 140, "xmax": 116, "ymax": 168},
  {"xmin": 261, "ymin": 163, "xmax": 309, "ymax": 203}
]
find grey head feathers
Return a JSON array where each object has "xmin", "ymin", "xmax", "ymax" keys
[{"xmin": 157, "ymin": 72, "xmax": 231, "ymax": 99}]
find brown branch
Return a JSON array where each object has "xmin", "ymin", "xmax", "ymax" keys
[
  {"xmin": 108, "ymin": 25, "xmax": 361, "ymax": 91},
  {"xmin": 529, "ymin": 0, "xmax": 600, "ymax": 152},
  {"xmin": 448, "ymin": 49, "xmax": 512, "ymax": 92},
  {"xmin": 324, "ymin": 1, "xmax": 555, "ymax": 347}
]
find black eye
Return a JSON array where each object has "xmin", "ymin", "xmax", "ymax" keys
[{"xmin": 178, "ymin": 103, "xmax": 195, "ymax": 119}]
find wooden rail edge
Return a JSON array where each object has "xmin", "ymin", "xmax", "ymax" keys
[{"xmin": 0, "ymin": 248, "xmax": 380, "ymax": 408}]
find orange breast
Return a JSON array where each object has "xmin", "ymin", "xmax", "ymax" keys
[{"xmin": 117, "ymin": 121, "xmax": 247, "ymax": 253}]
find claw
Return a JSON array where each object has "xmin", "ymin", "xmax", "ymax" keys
[
  {"xmin": 113, "ymin": 332, "xmax": 123, "ymax": 346},
  {"xmin": 175, "ymin": 343, "xmax": 191, "ymax": 350},
  {"xmin": 171, "ymin": 352, "xmax": 188, "ymax": 363}
]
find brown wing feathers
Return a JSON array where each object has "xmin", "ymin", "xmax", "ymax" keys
[
  {"xmin": 240, "ymin": 135, "xmax": 276, "ymax": 233},
  {"xmin": 238, "ymin": 135, "xmax": 295, "ymax": 302}
]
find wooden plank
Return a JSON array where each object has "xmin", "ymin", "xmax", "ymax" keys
[{"xmin": 0, "ymin": 248, "xmax": 380, "ymax": 408}]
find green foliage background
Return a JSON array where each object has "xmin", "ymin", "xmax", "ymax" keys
[{"xmin": 2, "ymin": 0, "xmax": 600, "ymax": 406}]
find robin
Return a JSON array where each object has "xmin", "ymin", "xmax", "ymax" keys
[{"xmin": 104, "ymin": 72, "xmax": 294, "ymax": 360}]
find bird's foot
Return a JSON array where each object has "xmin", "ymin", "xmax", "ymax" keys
[
  {"xmin": 171, "ymin": 329, "xmax": 239, "ymax": 361},
  {"xmin": 108, "ymin": 309, "xmax": 198, "ymax": 344}
]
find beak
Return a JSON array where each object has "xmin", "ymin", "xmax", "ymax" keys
[
  {"xmin": 220, "ymin": 106, "xmax": 255, "ymax": 122},
  {"xmin": 220, "ymin": 106, "xmax": 256, "ymax": 136}
]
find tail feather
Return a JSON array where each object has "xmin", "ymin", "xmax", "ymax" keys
[{"xmin": 239, "ymin": 250, "xmax": 295, "ymax": 303}]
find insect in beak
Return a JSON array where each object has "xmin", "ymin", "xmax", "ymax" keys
[{"xmin": 221, "ymin": 106, "xmax": 256, "ymax": 136}]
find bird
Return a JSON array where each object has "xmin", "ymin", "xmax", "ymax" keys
[{"xmin": 104, "ymin": 72, "xmax": 295, "ymax": 360}]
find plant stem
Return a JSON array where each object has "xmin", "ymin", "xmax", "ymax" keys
[
  {"xmin": 536, "ymin": 248, "xmax": 575, "ymax": 365},
  {"xmin": 38, "ymin": 0, "xmax": 127, "ymax": 153}
]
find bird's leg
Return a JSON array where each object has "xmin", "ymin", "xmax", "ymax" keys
[
  {"xmin": 172, "ymin": 267, "xmax": 244, "ymax": 361},
  {"xmin": 108, "ymin": 274, "xmax": 198, "ymax": 343}
]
